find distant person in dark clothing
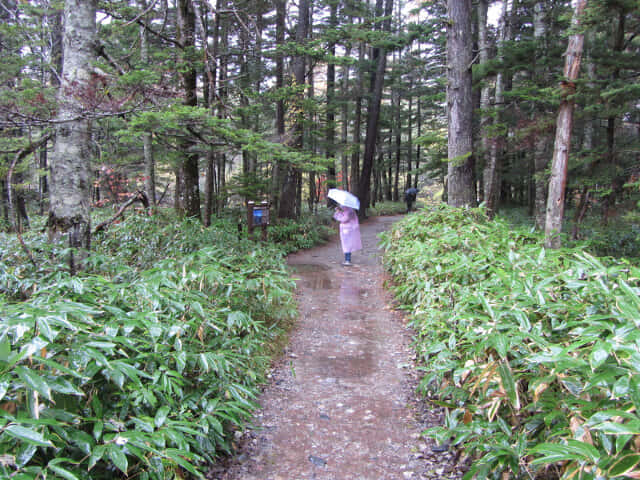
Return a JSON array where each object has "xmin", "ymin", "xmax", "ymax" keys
[{"xmin": 404, "ymin": 187, "xmax": 418, "ymax": 212}]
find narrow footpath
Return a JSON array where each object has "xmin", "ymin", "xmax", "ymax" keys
[{"xmin": 216, "ymin": 216, "xmax": 464, "ymax": 480}]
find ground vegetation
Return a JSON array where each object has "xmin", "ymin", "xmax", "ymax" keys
[
  {"xmin": 0, "ymin": 209, "xmax": 335, "ymax": 479},
  {"xmin": 381, "ymin": 204, "xmax": 640, "ymax": 479}
]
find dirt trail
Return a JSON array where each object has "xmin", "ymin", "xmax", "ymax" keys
[{"xmin": 217, "ymin": 216, "xmax": 463, "ymax": 480}]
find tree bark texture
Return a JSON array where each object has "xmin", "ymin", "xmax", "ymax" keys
[
  {"xmin": 325, "ymin": 0, "xmax": 337, "ymax": 192},
  {"xmin": 447, "ymin": 0, "xmax": 476, "ymax": 208},
  {"xmin": 272, "ymin": 0, "xmax": 286, "ymax": 212},
  {"xmin": 602, "ymin": 8, "xmax": 626, "ymax": 225},
  {"xmin": 477, "ymin": 0, "xmax": 491, "ymax": 208},
  {"xmin": 48, "ymin": 0, "xmax": 96, "ymax": 251},
  {"xmin": 484, "ymin": 0, "xmax": 510, "ymax": 216},
  {"xmin": 278, "ymin": 0, "xmax": 309, "ymax": 219},
  {"xmin": 533, "ymin": 1, "xmax": 551, "ymax": 230},
  {"xmin": 340, "ymin": 44, "xmax": 351, "ymax": 190},
  {"xmin": 394, "ymin": 87, "xmax": 401, "ymax": 201},
  {"xmin": 139, "ymin": 0, "xmax": 157, "ymax": 206},
  {"xmin": 195, "ymin": 0, "xmax": 221, "ymax": 225},
  {"xmin": 176, "ymin": 0, "xmax": 201, "ymax": 219},
  {"xmin": 350, "ymin": 37, "xmax": 364, "ymax": 193},
  {"xmin": 358, "ymin": 0, "xmax": 393, "ymax": 214},
  {"xmin": 544, "ymin": 0, "xmax": 587, "ymax": 249}
]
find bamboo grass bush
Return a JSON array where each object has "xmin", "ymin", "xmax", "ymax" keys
[
  {"xmin": 0, "ymin": 213, "xmax": 297, "ymax": 479},
  {"xmin": 380, "ymin": 205, "xmax": 640, "ymax": 480}
]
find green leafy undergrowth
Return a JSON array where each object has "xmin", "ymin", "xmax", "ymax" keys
[
  {"xmin": 368, "ymin": 201, "xmax": 411, "ymax": 216},
  {"xmin": 380, "ymin": 204, "xmax": 640, "ymax": 480},
  {"xmin": 0, "ymin": 214, "xmax": 296, "ymax": 479},
  {"xmin": 266, "ymin": 213, "xmax": 334, "ymax": 254}
]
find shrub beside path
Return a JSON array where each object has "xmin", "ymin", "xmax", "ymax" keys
[{"xmin": 216, "ymin": 215, "xmax": 464, "ymax": 480}]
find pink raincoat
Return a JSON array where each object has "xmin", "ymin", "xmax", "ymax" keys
[{"xmin": 333, "ymin": 206, "xmax": 362, "ymax": 253}]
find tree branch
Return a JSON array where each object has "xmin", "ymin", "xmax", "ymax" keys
[{"xmin": 93, "ymin": 190, "xmax": 150, "ymax": 234}]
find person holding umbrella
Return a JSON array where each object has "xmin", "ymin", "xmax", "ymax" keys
[{"xmin": 328, "ymin": 189, "xmax": 362, "ymax": 267}]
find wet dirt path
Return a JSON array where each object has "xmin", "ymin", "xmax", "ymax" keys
[{"xmin": 218, "ymin": 216, "xmax": 462, "ymax": 480}]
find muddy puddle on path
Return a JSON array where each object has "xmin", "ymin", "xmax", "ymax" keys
[
  {"xmin": 216, "ymin": 216, "xmax": 464, "ymax": 480},
  {"xmin": 290, "ymin": 264, "xmax": 334, "ymax": 290}
]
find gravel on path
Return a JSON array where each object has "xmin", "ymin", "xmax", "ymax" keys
[{"xmin": 214, "ymin": 215, "xmax": 466, "ymax": 480}]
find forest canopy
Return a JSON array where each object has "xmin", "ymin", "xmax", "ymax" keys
[{"xmin": 0, "ymin": 0, "xmax": 638, "ymax": 252}]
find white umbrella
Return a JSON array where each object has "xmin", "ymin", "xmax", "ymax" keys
[{"xmin": 328, "ymin": 188, "xmax": 360, "ymax": 210}]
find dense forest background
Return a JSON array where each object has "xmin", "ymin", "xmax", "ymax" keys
[
  {"xmin": 1, "ymin": 1, "xmax": 640, "ymax": 479},
  {"xmin": 1, "ymin": 0, "xmax": 638, "ymax": 255}
]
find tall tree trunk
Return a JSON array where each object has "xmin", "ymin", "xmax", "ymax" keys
[
  {"xmin": 48, "ymin": 0, "xmax": 96, "ymax": 255},
  {"xmin": 41, "ymin": 3, "xmax": 63, "ymax": 216},
  {"xmin": 602, "ymin": 8, "xmax": 625, "ymax": 225},
  {"xmin": 325, "ymin": 0, "xmax": 337, "ymax": 193},
  {"xmin": 217, "ymin": 5, "xmax": 228, "ymax": 213},
  {"xmin": 447, "ymin": 0, "xmax": 476, "ymax": 207},
  {"xmin": 394, "ymin": 90, "xmax": 402, "ymax": 200},
  {"xmin": 415, "ymin": 97, "xmax": 421, "ymax": 189},
  {"xmin": 406, "ymin": 87, "xmax": 413, "ymax": 192},
  {"xmin": 358, "ymin": 0, "xmax": 393, "ymax": 215},
  {"xmin": 50, "ymin": 4, "xmax": 63, "ymax": 86},
  {"xmin": 544, "ymin": 0, "xmax": 587, "ymax": 248},
  {"xmin": 340, "ymin": 44, "xmax": 351, "ymax": 190},
  {"xmin": 273, "ymin": 0, "xmax": 286, "ymax": 211},
  {"xmin": 483, "ymin": 0, "xmax": 509, "ymax": 215},
  {"xmin": 350, "ymin": 35, "xmax": 364, "ymax": 193},
  {"xmin": 533, "ymin": 1, "xmax": 550, "ymax": 230},
  {"xmin": 477, "ymin": 0, "xmax": 490, "ymax": 205},
  {"xmin": 387, "ymin": 134, "xmax": 393, "ymax": 200},
  {"xmin": 176, "ymin": 0, "xmax": 201, "ymax": 219},
  {"xmin": 140, "ymin": 0, "xmax": 156, "ymax": 207},
  {"xmin": 194, "ymin": 0, "xmax": 220, "ymax": 226},
  {"xmin": 239, "ymin": 23, "xmax": 252, "ymax": 175},
  {"xmin": 278, "ymin": 0, "xmax": 309, "ymax": 219}
]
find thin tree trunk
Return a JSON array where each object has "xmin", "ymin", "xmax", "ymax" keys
[
  {"xmin": 9, "ymin": 134, "xmax": 52, "ymax": 232},
  {"xmin": 483, "ymin": 0, "xmax": 509, "ymax": 215},
  {"xmin": 358, "ymin": 0, "xmax": 393, "ymax": 215},
  {"xmin": 350, "ymin": 34, "xmax": 364, "ymax": 193},
  {"xmin": 340, "ymin": 44, "xmax": 351, "ymax": 190},
  {"xmin": 446, "ymin": 0, "xmax": 476, "ymax": 207},
  {"xmin": 216, "ymin": 9, "xmax": 228, "ymax": 213},
  {"xmin": 415, "ymin": 97, "xmax": 421, "ymax": 189},
  {"xmin": 602, "ymin": 9, "xmax": 625, "ymax": 225},
  {"xmin": 406, "ymin": 86, "xmax": 413, "ymax": 191},
  {"xmin": 176, "ymin": 0, "xmax": 201, "ymax": 219},
  {"xmin": 326, "ymin": 0, "xmax": 337, "ymax": 193},
  {"xmin": 571, "ymin": 186, "xmax": 589, "ymax": 240},
  {"xmin": 278, "ymin": 0, "xmax": 309, "ymax": 219},
  {"xmin": 387, "ymin": 134, "xmax": 393, "ymax": 201},
  {"xmin": 273, "ymin": 0, "xmax": 286, "ymax": 211},
  {"xmin": 196, "ymin": 0, "xmax": 220, "ymax": 225},
  {"xmin": 39, "ymin": 147, "xmax": 48, "ymax": 215},
  {"xmin": 239, "ymin": 23, "xmax": 252, "ymax": 175},
  {"xmin": 140, "ymin": 0, "xmax": 157, "ymax": 207},
  {"xmin": 533, "ymin": 1, "xmax": 550, "ymax": 230},
  {"xmin": 544, "ymin": 0, "xmax": 587, "ymax": 248},
  {"xmin": 394, "ymin": 90, "xmax": 401, "ymax": 200},
  {"xmin": 477, "ymin": 0, "xmax": 490, "ymax": 205}
]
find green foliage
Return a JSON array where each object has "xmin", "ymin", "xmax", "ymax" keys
[
  {"xmin": 380, "ymin": 204, "xmax": 640, "ymax": 479},
  {"xmin": 266, "ymin": 208, "xmax": 335, "ymax": 254},
  {"xmin": 368, "ymin": 201, "xmax": 408, "ymax": 216},
  {"xmin": 579, "ymin": 218, "xmax": 640, "ymax": 259},
  {"xmin": 0, "ymin": 213, "xmax": 297, "ymax": 479}
]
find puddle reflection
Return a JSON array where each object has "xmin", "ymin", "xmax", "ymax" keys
[{"xmin": 289, "ymin": 263, "xmax": 333, "ymax": 290}]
